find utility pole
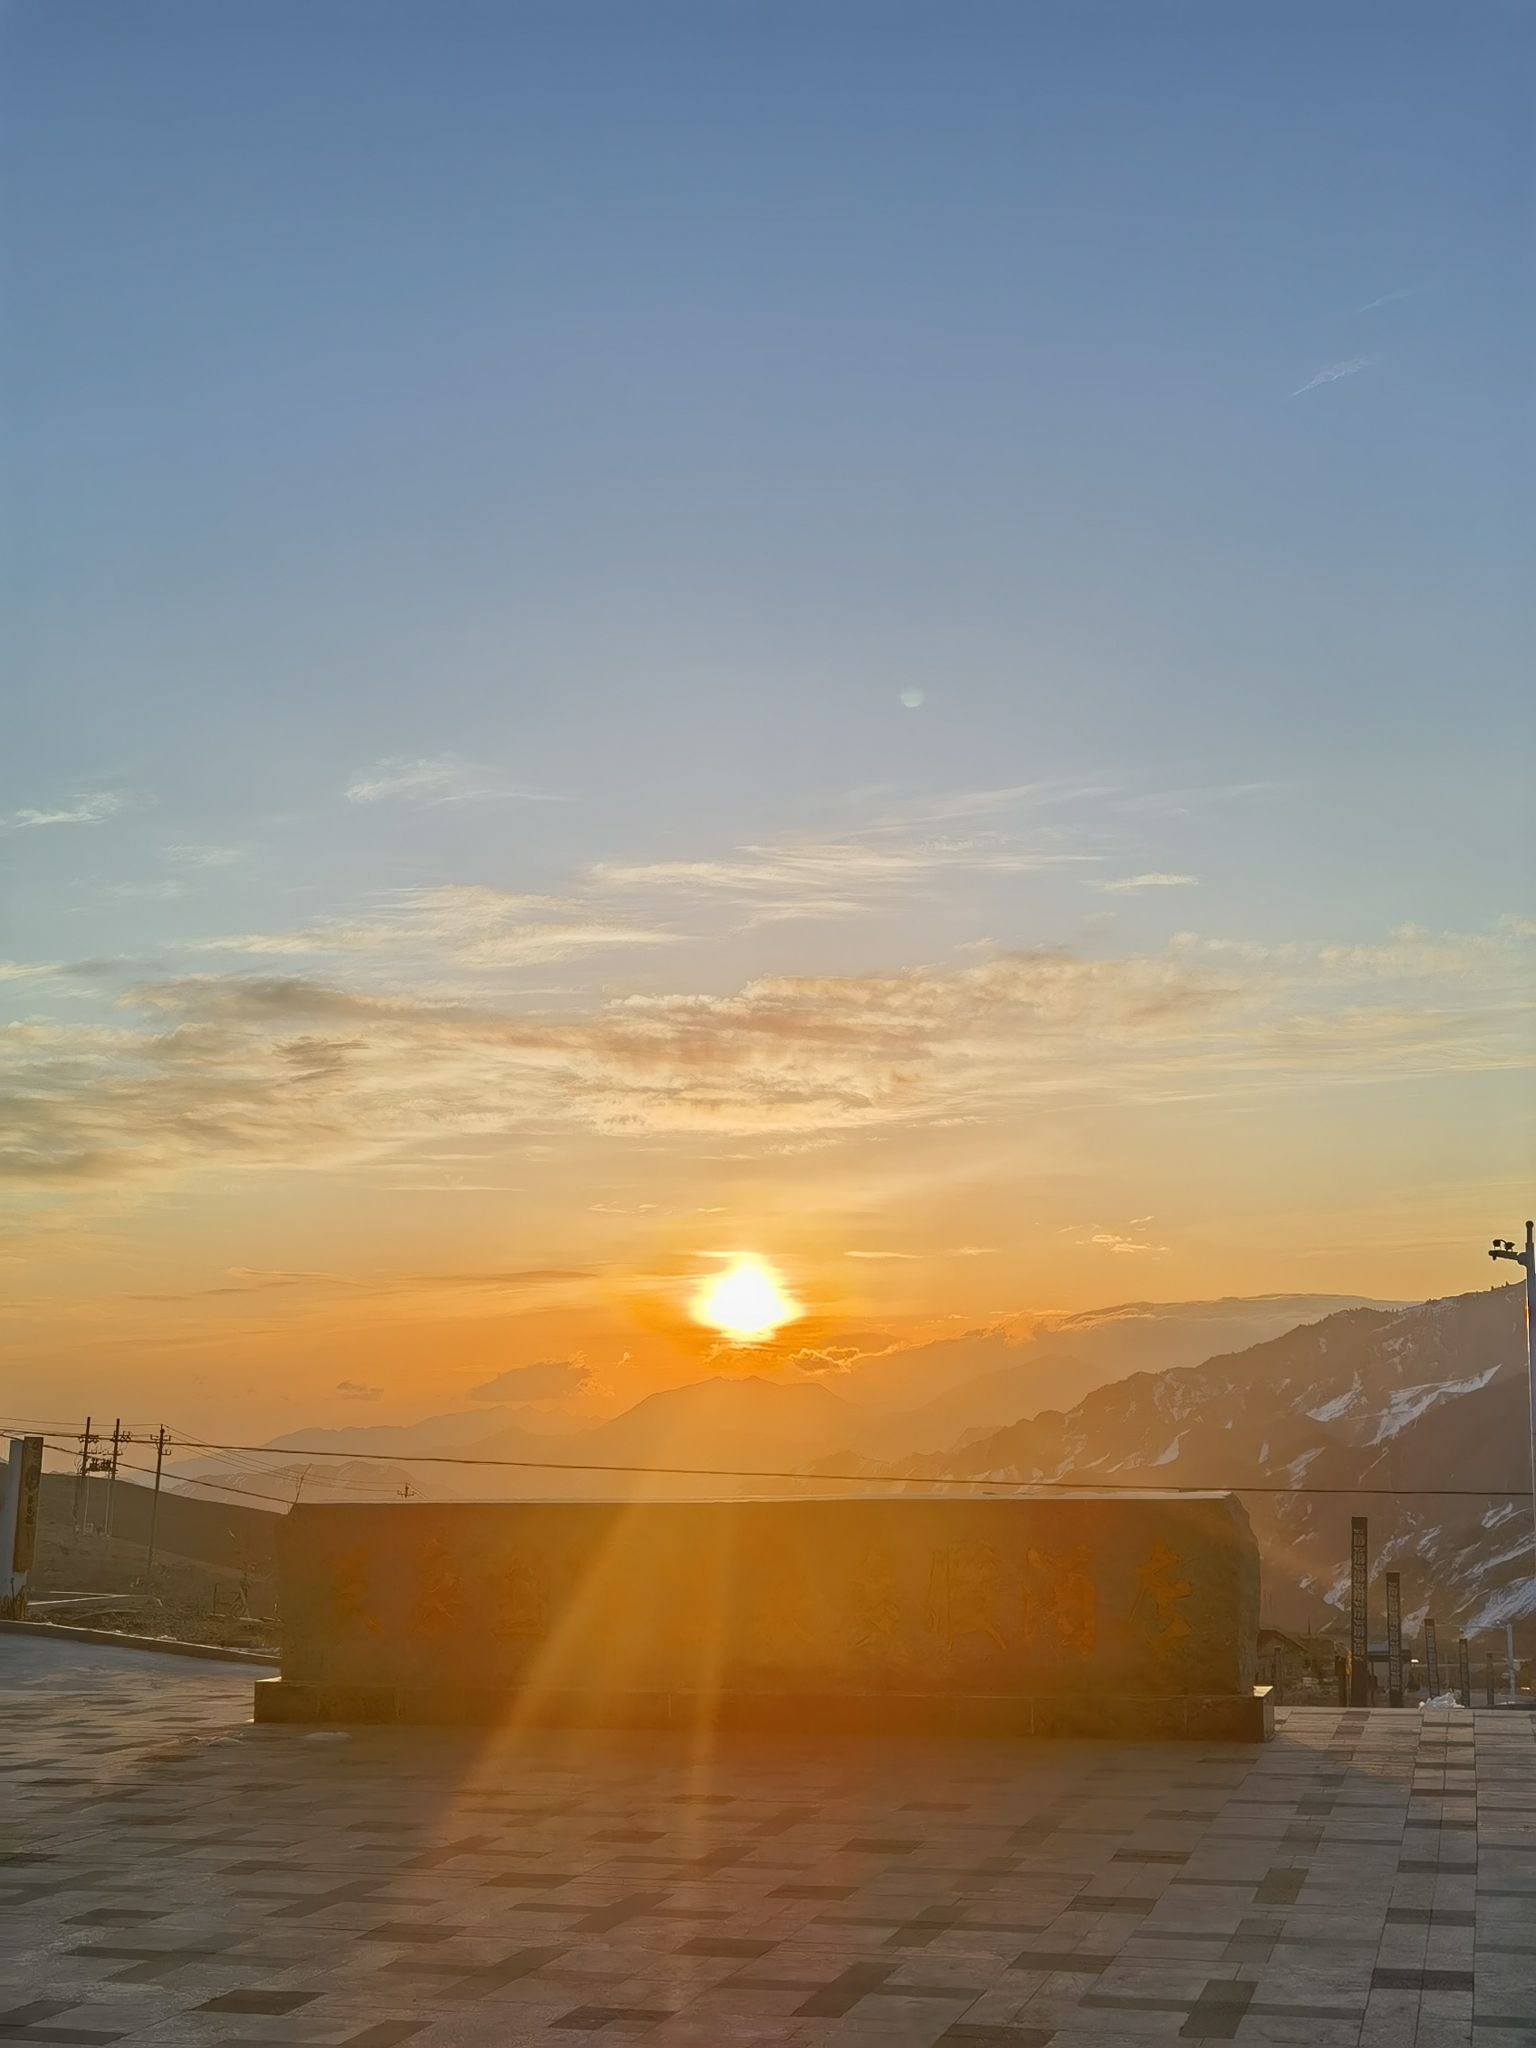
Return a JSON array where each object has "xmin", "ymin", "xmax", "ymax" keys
[
  {"xmin": 146, "ymin": 1426, "xmax": 168, "ymax": 1572},
  {"xmin": 103, "ymin": 1418, "xmax": 122, "ymax": 1539},
  {"xmin": 73, "ymin": 1416, "xmax": 93, "ymax": 1536},
  {"xmin": 1488, "ymin": 1221, "xmax": 1536, "ymax": 1613}
]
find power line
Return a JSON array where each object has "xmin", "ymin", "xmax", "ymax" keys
[
  {"xmin": 0, "ymin": 1415, "xmax": 159, "ymax": 1433},
  {"xmin": 19, "ymin": 1426, "xmax": 1533, "ymax": 1504},
  {"xmin": 35, "ymin": 1439, "xmax": 303, "ymax": 1512},
  {"xmin": 142, "ymin": 1435, "xmax": 1534, "ymax": 1500}
]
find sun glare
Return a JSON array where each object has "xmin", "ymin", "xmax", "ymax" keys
[{"xmin": 692, "ymin": 1255, "xmax": 801, "ymax": 1343}]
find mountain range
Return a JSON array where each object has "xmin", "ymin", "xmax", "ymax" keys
[
  {"xmin": 173, "ymin": 1289, "xmax": 1387, "ymax": 1493},
  {"xmin": 876, "ymin": 1284, "xmax": 1532, "ymax": 1640},
  {"xmin": 161, "ymin": 1284, "xmax": 1532, "ymax": 1642}
]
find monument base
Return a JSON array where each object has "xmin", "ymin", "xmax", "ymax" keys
[{"xmin": 254, "ymin": 1677, "xmax": 1274, "ymax": 1743}]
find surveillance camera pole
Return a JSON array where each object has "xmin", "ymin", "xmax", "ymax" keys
[{"xmin": 1489, "ymin": 1220, "xmax": 1536, "ymax": 1628}]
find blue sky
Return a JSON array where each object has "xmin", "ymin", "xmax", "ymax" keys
[{"xmin": 3, "ymin": 3, "xmax": 1532, "ymax": 1429}]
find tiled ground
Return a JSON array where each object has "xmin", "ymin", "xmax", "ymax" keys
[{"xmin": 3, "ymin": 1637, "xmax": 1534, "ymax": 2046}]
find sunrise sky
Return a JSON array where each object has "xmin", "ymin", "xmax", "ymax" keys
[{"xmin": 4, "ymin": 3, "xmax": 1532, "ymax": 1438}]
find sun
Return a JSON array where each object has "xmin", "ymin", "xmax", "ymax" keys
[{"xmin": 692, "ymin": 1254, "xmax": 802, "ymax": 1343}]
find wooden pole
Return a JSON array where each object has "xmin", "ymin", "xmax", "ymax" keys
[
  {"xmin": 73, "ymin": 1416, "xmax": 92, "ymax": 1535},
  {"xmin": 103, "ymin": 1418, "xmax": 122, "ymax": 1538},
  {"xmin": 146, "ymin": 1427, "xmax": 167, "ymax": 1572}
]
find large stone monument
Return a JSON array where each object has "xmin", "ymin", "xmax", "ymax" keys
[{"xmin": 256, "ymin": 1491, "xmax": 1271, "ymax": 1740}]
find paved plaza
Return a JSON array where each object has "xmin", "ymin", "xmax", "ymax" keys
[{"xmin": 3, "ymin": 1635, "xmax": 1534, "ymax": 2046}]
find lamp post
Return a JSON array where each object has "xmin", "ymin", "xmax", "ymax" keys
[{"xmin": 1489, "ymin": 1221, "xmax": 1536, "ymax": 1623}]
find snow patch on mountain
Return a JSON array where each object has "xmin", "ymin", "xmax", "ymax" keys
[
  {"xmin": 1466, "ymin": 1559, "xmax": 1536, "ymax": 1631},
  {"xmin": 1306, "ymin": 1377, "xmax": 1361, "ymax": 1424},
  {"xmin": 1370, "ymin": 1366, "xmax": 1498, "ymax": 1444}
]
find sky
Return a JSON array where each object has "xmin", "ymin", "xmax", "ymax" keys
[{"xmin": 3, "ymin": 1, "xmax": 1532, "ymax": 1439}]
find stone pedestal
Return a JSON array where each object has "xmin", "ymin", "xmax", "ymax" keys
[{"xmin": 256, "ymin": 1492, "xmax": 1272, "ymax": 1740}]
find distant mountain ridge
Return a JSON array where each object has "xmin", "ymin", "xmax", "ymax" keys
[
  {"xmin": 161, "ymin": 1287, "xmax": 1532, "ymax": 1646},
  {"xmin": 882, "ymin": 1286, "xmax": 1531, "ymax": 1638},
  {"xmin": 166, "ymin": 1373, "xmax": 857, "ymax": 1504},
  {"xmin": 185, "ymin": 1294, "xmax": 1385, "ymax": 1497},
  {"xmin": 830, "ymin": 1293, "xmax": 1398, "ymax": 1451}
]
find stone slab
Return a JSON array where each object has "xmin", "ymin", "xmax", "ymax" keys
[
  {"xmin": 263, "ymin": 1492, "xmax": 1265, "ymax": 1737},
  {"xmin": 254, "ymin": 1674, "xmax": 1275, "ymax": 1739}
]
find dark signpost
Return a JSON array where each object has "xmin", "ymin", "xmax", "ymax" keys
[
  {"xmin": 1349, "ymin": 1516, "xmax": 1369, "ymax": 1706},
  {"xmin": 1485, "ymin": 1658, "xmax": 1496, "ymax": 1706},
  {"xmin": 1457, "ymin": 1636, "xmax": 1471, "ymax": 1708},
  {"xmin": 1424, "ymin": 1617, "xmax": 1440, "ymax": 1696},
  {"xmin": 1385, "ymin": 1571, "xmax": 1403, "ymax": 1709}
]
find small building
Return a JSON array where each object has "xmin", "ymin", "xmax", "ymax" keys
[{"xmin": 1258, "ymin": 1625, "xmax": 1342, "ymax": 1693}]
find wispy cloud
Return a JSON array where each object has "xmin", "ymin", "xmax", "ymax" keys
[
  {"xmin": 1115, "ymin": 782, "xmax": 1280, "ymax": 820},
  {"xmin": 1096, "ymin": 873, "xmax": 1198, "ymax": 893},
  {"xmin": 344, "ymin": 754, "xmax": 556, "ymax": 807},
  {"xmin": 192, "ymin": 884, "xmax": 676, "ymax": 969},
  {"xmin": 588, "ymin": 780, "xmax": 1111, "ymax": 915},
  {"xmin": 742, "ymin": 898, "xmax": 868, "ymax": 927},
  {"xmin": 593, "ymin": 837, "xmax": 1093, "ymax": 899},
  {"xmin": 163, "ymin": 843, "xmax": 241, "ymax": 868},
  {"xmin": 845, "ymin": 1244, "xmax": 996, "ymax": 1261},
  {"xmin": 468, "ymin": 1359, "xmax": 592, "ymax": 1403},
  {"xmin": 128, "ymin": 1263, "xmax": 589, "ymax": 1303},
  {"xmin": 1078, "ymin": 1228, "xmax": 1170, "ymax": 1256},
  {"xmin": 851, "ymin": 780, "xmax": 1116, "ymax": 831},
  {"xmin": 107, "ymin": 880, "xmax": 185, "ymax": 902},
  {"xmin": 2, "ymin": 919, "xmax": 1527, "ymax": 1189},
  {"xmin": 2, "ymin": 793, "xmax": 123, "ymax": 832},
  {"xmin": 1291, "ymin": 356, "xmax": 1374, "ymax": 399},
  {"xmin": 129, "ymin": 1268, "xmax": 344, "ymax": 1301}
]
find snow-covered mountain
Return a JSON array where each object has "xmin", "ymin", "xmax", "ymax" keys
[
  {"xmin": 879, "ymin": 1285, "xmax": 1532, "ymax": 1641},
  {"xmin": 835, "ymin": 1293, "xmax": 1394, "ymax": 1447}
]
